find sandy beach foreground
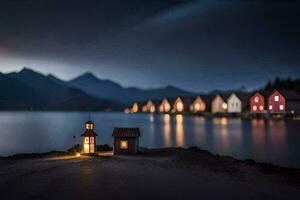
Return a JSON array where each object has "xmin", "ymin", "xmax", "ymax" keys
[{"xmin": 0, "ymin": 147, "xmax": 300, "ymax": 200}]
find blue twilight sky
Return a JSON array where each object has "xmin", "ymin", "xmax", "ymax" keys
[{"xmin": 0, "ymin": 0, "xmax": 299, "ymax": 92}]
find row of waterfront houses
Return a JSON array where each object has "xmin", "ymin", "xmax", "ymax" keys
[{"xmin": 124, "ymin": 89, "xmax": 300, "ymax": 115}]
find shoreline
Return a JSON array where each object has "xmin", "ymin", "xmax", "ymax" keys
[{"xmin": 2, "ymin": 146, "xmax": 300, "ymax": 172}]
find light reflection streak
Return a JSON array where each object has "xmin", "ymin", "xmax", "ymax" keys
[
  {"xmin": 175, "ymin": 114, "xmax": 184, "ymax": 147},
  {"xmin": 163, "ymin": 114, "xmax": 171, "ymax": 147}
]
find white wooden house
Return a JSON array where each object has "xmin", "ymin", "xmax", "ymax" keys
[{"xmin": 227, "ymin": 93, "xmax": 242, "ymax": 113}]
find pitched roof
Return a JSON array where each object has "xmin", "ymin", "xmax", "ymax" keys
[
  {"xmin": 112, "ymin": 128, "xmax": 140, "ymax": 138},
  {"xmin": 81, "ymin": 130, "xmax": 98, "ymax": 137}
]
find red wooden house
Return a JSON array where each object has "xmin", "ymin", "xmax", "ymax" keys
[
  {"xmin": 268, "ymin": 90, "xmax": 300, "ymax": 114},
  {"xmin": 250, "ymin": 92, "xmax": 265, "ymax": 113}
]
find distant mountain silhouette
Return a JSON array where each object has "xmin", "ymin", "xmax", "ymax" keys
[
  {"xmin": 0, "ymin": 68, "xmax": 119, "ymax": 111},
  {"xmin": 68, "ymin": 73, "xmax": 196, "ymax": 104}
]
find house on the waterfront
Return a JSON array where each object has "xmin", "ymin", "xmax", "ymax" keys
[
  {"xmin": 132, "ymin": 102, "xmax": 139, "ymax": 113},
  {"xmin": 112, "ymin": 128, "xmax": 140, "ymax": 155},
  {"xmin": 173, "ymin": 97, "xmax": 185, "ymax": 113},
  {"xmin": 211, "ymin": 95, "xmax": 227, "ymax": 113},
  {"xmin": 268, "ymin": 90, "xmax": 300, "ymax": 114},
  {"xmin": 190, "ymin": 96, "xmax": 206, "ymax": 113},
  {"xmin": 159, "ymin": 98, "xmax": 171, "ymax": 113},
  {"xmin": 81, "ymin": 120, "xmax": 98, "ymax": 154},
  {"xmin": 141, "ymin": 100, "xmax": 156, "ymax": 113},
  {"xmin": 227, "ymin": 93, "xmax": 242, "ymax": 113},
  {"xmin": 250, "ymin": 92, "xmax": 265, "ymax": 113}
]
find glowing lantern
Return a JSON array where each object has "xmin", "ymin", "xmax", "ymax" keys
[{"xmin": 81, "ymin": 120, "xmax": 98, "ymax": 154}]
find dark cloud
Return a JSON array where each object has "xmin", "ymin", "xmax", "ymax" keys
[{"xmin": 0, "ymin": 0, "xmax": 299, "ymax": 92}]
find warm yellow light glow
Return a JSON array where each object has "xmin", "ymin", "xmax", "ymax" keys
[
  {"xmin": 159, "ymin": 105, "xmax": 164, "ymax": 112},
  {"xmin": 150, "ymin": 105, "xmax": 155, "ymax": 113},
  {"xmin": 76, "ymin": 152, "xmax": 81, "ymax": 157},
  {"xmin": 90, "ymin": 137, "xmax": 94, "ymax": 144},
  {"xmin": 132, "ymin": 103, "xmax": 139, "ymax": 113},
  {"xmin": 220, "ymin": 117, "xmax": 228, "ymax": 125},
  {"xmin": 222, "ymin": 103, "xmax": 227, "ymax": 110},
  {"xmin": 84, "ymin": 144, "xmax": 89, "ymax": 153},
  {"xmin": 86, "ymin": 123, "xmax": 93, "ymax": 130},
  {"xmin": 142, "ymin": 106, "xmax": 147, "ymax": 112},
  {"xmin": 164, "ymin": 114, "xmax": 170, "ymax": 124},
  {"xmin": 194, "ymin": 102, "xmax": 201, "ymax": 111},
  {"xmin": 90, "ymin": 144, "xmax": 95, "ymax": 153},
  {"xmin": 120, "ymin": 140, "xmax": 128, "ymax": 149},
  {"xmin": 175, "ymin": 116, "xmax": 184, "ymax": 147},
  {"xmin": 176, "ymin": 101, "xmax": 184, "ymax": 112},
  {"xmin": 175, "ymin": 114, "xmax": 183, "ymax": 124},
  {"xmin": 164, "ymin": 103, "xmax": 171, "ymax": 112}
]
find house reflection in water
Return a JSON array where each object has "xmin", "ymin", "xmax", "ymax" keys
[
  {"xmin": 163, "ymin": 114, "xmax": 171, "ymax": 147},
  {"xmin": 268, "ymin": 120, "xmax": 288, "ymax": 160},
  {"xmin": 251, "ymin": 119, "xmax": 266, "ymax": 153},
  {"xmin": 175, "ymin": 114, "xmax": 184, "ymax": 147},
  {"xmin": 193, "ymin": 117, "xmax": 206, "ymax": 147},
  {"xmin": 212, "ymin": 117, "xmax": 230, "ymax": 153}
]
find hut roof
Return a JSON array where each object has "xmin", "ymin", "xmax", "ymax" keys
[
  {"xmin": 112, "ymin": 128, "xmax": 140, "ymax": 138},
  {"xmin": 81, "ymin": 130, "xmax": 98, "ymax": 137}
]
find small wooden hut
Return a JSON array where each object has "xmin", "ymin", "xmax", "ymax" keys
[
  {"xmin": 250, "ymin": 92, "xmax": 265, "ymax": 113},
  {"xmin": 227, "ymin": 93, "xmax": 242, "ymax": 113},
  {"xmin": 211, "ymin": 95, "xmax": 227, "ymax": 113},
  {"xmin": 159, "ymin": 98, "xmax": 171, "ymax": 113},
  {"xmin": 112, "ymin": 128, "xmax": 140, "ymax": 155},
  {"xmin": 190, "ymin": 96, "xmax": 206, "ymax": 113}
]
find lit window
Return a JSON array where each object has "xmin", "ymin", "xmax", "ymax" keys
[
  {"xmin": 254, "ymin": 96, "xmax": 259, "ymax": 103},
  {"xmin": 269, "ymin": 105, "xmax": 273, "ymax": 110},
  {"xmin": 222, "ymin": 103, "xmax": 227, "ymax": 110},
  {"xmin": 84, "ymin": 144, "xmax": 89, "ymax": 153},
  {"xmin": 120, "ymin": 140, "xmax": 128, "ymax": 149},
  {"xmin": 259, "ymin": 106, "xmax": 263, "ymax": 111},
  {"xmin": 86, "ymin": 123, "xmax": 93, "ymax": 130},
  {"xmin": 90, "ymin": 145, "xmax": 94, "ymax": 153},
  {"xmin": 253, "ymin": 106, "xmax": 257, "ymax": 111},
  {"xmin": 90, "ymin": 137, "xmax": 94, "ymax": 144},
  {"xmin": 279, "ymin": 105, "xmax": 284, "ymax": 110},
  {"xmin": 85, "ymin": 137, "xmax": 89, "ymax": 143},
  {"xmin": 274, "ymin": 96, "xmax": 279, "ymax": 102}
]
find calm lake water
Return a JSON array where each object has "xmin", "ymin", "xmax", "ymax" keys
[{"xmin": 0, "ymin": 112, "xmax": 300, "ymax": 168}]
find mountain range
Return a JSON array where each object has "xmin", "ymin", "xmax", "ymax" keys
[{"xmin": 0, "ymin": 68, "xmax": 195, "ymax": 111}]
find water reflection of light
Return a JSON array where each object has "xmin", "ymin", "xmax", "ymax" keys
[
  {"xmin": 212, "ymin": 117, "xmax": 228, "ymax": 126},
  {"xmin": 149, "ymin": 115, "xmax": 154, "ymax": 123},
  {"xmin": 268, "ymin": 120, "xmax": 287, "ymax": 159},
  {"xmin": 193, "ymin": 117, "xmax": 206, "ymax": 147},
  {"xmin": 251, "ymin": 119, "xmax": 266, "ymax": 153},
  {"xmin": 163, "ymin": 114, "xmax": 171, "ymax": 147},
  {"xmin": 175, "ymin": 114, "xmax": 184, "ymax": 147},
  {"xmin": 175, "ymin": 114, "xmax": 183, "ymax": 124},
  {"xmin": 164, "ymin": 114, "xmax": 170, "ymax": 124},
  {"xmin": 212, "ymin": 117, "xmax": 229, "ymax": 153}
]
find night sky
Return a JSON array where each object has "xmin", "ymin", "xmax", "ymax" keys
[{"xmin": 0, "ymin": 0, "xmax": 299, "ymax": 92}]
